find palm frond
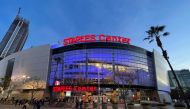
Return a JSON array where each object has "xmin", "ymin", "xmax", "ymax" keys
[
  {"xmin": 143, "ymin": 37, "xmax": 150, "ymax": 41},
  {"xmin": 163, "ymin": 32, "xmax": 169, "ymax": 36},
  {"xmin": 150, "ymin": 26, "xmax": 154, "ymax": 31},
  {"xmin": 155, "ymin": 26, "xmax": 159, "ymax": 33},
  {"xmin": 158, "ymin": 25, "xmax": 165, "ymax": 32},
  {"xmin": 149, "ymin": 39, "xmax": 154, "ymax": 43}
]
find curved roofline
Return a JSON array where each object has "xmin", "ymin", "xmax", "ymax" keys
[{"xmin": 52, "ymin": 42, "xmax": 152, "ymax": 54}]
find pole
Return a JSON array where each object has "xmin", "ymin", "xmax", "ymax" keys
[{"xmin": 98, "ymin": 65, "xmax": 100, "ymax": 109}]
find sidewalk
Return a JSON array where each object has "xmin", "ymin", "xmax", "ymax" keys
[{"xmin": 0, "ymin": 103, "xmax": 182, "ymax": 109}]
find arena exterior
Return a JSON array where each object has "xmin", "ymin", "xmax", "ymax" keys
[{"xmin": 0, "ymin": 34, "xmax": 171, "ymax": 103}]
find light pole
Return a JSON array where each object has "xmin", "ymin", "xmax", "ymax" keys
[
  {"xmin": 22, "ymin": 75, "xmax": 30, "ymax": 83},
  {"xmin": 96, "ymin": 63, "xmax": 102, "ymax": 109}
]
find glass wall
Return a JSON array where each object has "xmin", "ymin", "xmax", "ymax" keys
[{"xmin": 49, "ymin": 48, "xmax": 155, "ymax": 87}]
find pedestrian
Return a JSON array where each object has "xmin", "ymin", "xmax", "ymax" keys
[
  {"xmin": 22, "ymin": 101, "xmax": 29, "ymax": 109},
  {"xmin": 36, "ymin": 100, "xmax": 41, "ymax": 109},
  {"xmin": 79, "ymin": 99, "xmax": 83, "ymax": 109},
  {"xmin": 33, "ymin": 100, "xmax": 37, "ymax": 109},
  {"xmin": 15, "ymin": 99, "xmax": 19, "ymax": 107},
  {"xmin": 75, "ymin": 98, "xmax": 79, "ymax": 109}
]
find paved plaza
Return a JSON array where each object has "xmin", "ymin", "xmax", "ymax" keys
[{"xmin": 0, "ymin": 104, "xmax": 186, "ymax": 109}]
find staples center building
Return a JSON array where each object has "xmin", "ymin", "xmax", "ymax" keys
[{"xmin": 0, "ymin": 34, "xmax": 171, "ymax": 102}]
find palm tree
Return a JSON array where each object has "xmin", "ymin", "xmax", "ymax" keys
[{"xmin": 144, "ymin": 25, "xmax": 190, "ymax": 108}]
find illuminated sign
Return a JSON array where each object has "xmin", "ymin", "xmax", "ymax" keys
[
  {"xmin": 53, "ymin": 85, "xmax": 97, "ymax": 92},
  {"xmin": 63, "ymin": 34, "xmax": 130, "ymax": 46}
]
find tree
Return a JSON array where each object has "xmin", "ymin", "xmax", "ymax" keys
[
  {"xmin": 0, "ymin": 78, "xmax": 5, "ymax": 94},
  {"xmin": 0, "ymin": 77, "xmax": 21, "ymax": 98},
  {"xmin": 114, "ymin": 68, "xmax": 137, "ymax": 109},
  {"xmin": 144, "ymin": 25, "xmax": 190, "ymax": 108},
  {"xmin": 24, "ymin": 76, "xmax": 45, "ymax": 100}
]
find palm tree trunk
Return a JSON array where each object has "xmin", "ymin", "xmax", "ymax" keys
[{"xmin": 159, "ymin": 44, "xmax": 190, "ymax": 109}]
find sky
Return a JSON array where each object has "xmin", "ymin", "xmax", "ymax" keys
[{"xmin": 0, "ymin": 0, "xmax": 190, "ymax": 70}]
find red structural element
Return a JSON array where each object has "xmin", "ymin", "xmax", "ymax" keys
[
  {"xmin": 63, "ymin": 34, "xmax": 130, "ymax": 46},
  {"xmin": 53, "ymin": 85, "xmax": 97, "ymax": 92}
]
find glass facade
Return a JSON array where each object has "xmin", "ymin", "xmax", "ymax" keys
[
  {"xmin": 168, "ymin": 69, "xmax": 190, "ymax": 88},
  {"xmin": 49, "ymin": 46, "xmax": 155, "ymax": 88}
]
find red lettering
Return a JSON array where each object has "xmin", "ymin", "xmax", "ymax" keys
[
  {"xmin": 69, "ymin": 86, "xmax": 72, "ymax": 91},
  {"xmin": 66, "ymin": 86, "xmax": 69, "ymax": 90},
  {"xmin": 78, "ymin": 86, "xmax": 81, "ymax": 91},
  {"xmin": 82, "ymin": 86, "xmax": 86, "ymax": 91},
  {"xmin": 111, "ymin": 36, "xmax": 117, "ymax": 42},
  {"xmin": 84, "ymin": 35, "xmax": 93, "ymax": 42},
  {"xmin": 70, "ymin": 37, "xmax": 75, "ymax": 44},
  {"xmin": 90, "ymin": 35, "xmax": 96, "ymax": 42},
  {"xmin": 99, "ymin": 34, "xmax": 105, "ymax": 42},
  {"xmin": 63, "ymin": 34, "xmax": 130, "ymax": 46},
  {"xmin": 53, "ymin": 86, "xmax": 97, "ymax": 92},
  {"xmin": 93, "ymin": 87, "xmax": 97, "ymax": 91},
  {"xmin": 105, "ymin": 36, "xmax": 111, "ymax": 42},
  {"xmin": 80, "ymin": 36, "xmax": 85, "ymax": 42},
  {"xmin": 116, "ymin": 36, "xmax": 121, "ymax": 43},
  {"xmin": 76, "ymin": 36, "xmax": 82, "ymax": 43},
  {"xmin": 126, "ymin": 38, "xmax": 130, "ymax": 44},
  {"xmin": 74, "ymin": 86, "xmax": 77, "ymax": 91},
  {"xmin": 53, "ymin": 87, "xmax": 60, "ymax": 92},
  {"xmin": 122, "ymin": 38, "xmax": 130, "ymax": 44},
  {"xmin": 89, "ymin": 87, "xmax": 94, "ymax": 91},
  {"xmin": 63, "ymin": 38, "xmax": 68, "ymax": 46},
  {"xmin": 60, "ymin": 86, "xmax": 65, "ymax": 91}
]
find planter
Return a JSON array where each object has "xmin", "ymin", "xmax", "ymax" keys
[
  {"xmin": 112, "ymin": 103, "xmax": 118, "ymax": 109},
  {"xmin": 141, "ymin": 104, "xmax": 151, "ymax": 109},
  {"xmin": 93, "ymin": 102, "xmax": 98, "ymax": 109},
  {"xmin": 128, "ymin": 105, "xmax": 134, "ymax": 109},
  {"xmin": 84, "ymin": 103, "xmax": 89, "ymax": 109},
  {"xmin": 156, "ymin": 103, "xmax": 167, "ymax": 109},
  {"xmin": 174, "ymin": 102, "xmax": 186, "ymax": 109},
  {"xmin": 102, "ymin": 103, "xmax": 107, "ymax": 109}
]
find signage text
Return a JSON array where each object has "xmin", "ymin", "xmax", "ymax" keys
[{"xmin": 63, "ymin": 34, "xmax": 130, "ymax": 46}]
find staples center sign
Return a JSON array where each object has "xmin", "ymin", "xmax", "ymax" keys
[{"xmin": 63, "ymin": 34, "xmax": 130, "ymax": 46}]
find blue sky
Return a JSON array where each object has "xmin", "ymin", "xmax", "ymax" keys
[{"xmin": 0, "ymin": 0, "xmax": 190, "ymax": 70}]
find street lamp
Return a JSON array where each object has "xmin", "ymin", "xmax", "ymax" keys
[
  {"xmin": 21, "ymin": 75, "xmax": 30, "ymax": 83},
  {"xmin": 96, "ymin": 63, "xmax": 102, "ymax": 109}
]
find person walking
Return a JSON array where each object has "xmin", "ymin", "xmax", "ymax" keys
[
  {"xmin": 33, "ymin": 100, "xmax": 37, "ymax": 109},
  {"xmin": 75, "ymin": 98, "xmax": 79, "ymax": 109},
  {"xmin": 15, "ymin": 99, "xmax": 19, "ymax": 107},
  {"xmin": 36, "ymin": 100, "xmax": 41, "ymax": 109},
  {"xmin": 79, "ymin": 99, "xmax": 83, "ymax": 109},
  {"xmin": 22, "ymin": 101, "xmax": 29, "ymax": 109}
]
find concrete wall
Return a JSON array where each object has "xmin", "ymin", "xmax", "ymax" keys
[
  {"xmin": 153, "ymin": 50, "xmax": 172, "ymax": 103},
  {"xmin": 0, "ymin": 44, "xmax": 51, "ymax": 99}
]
